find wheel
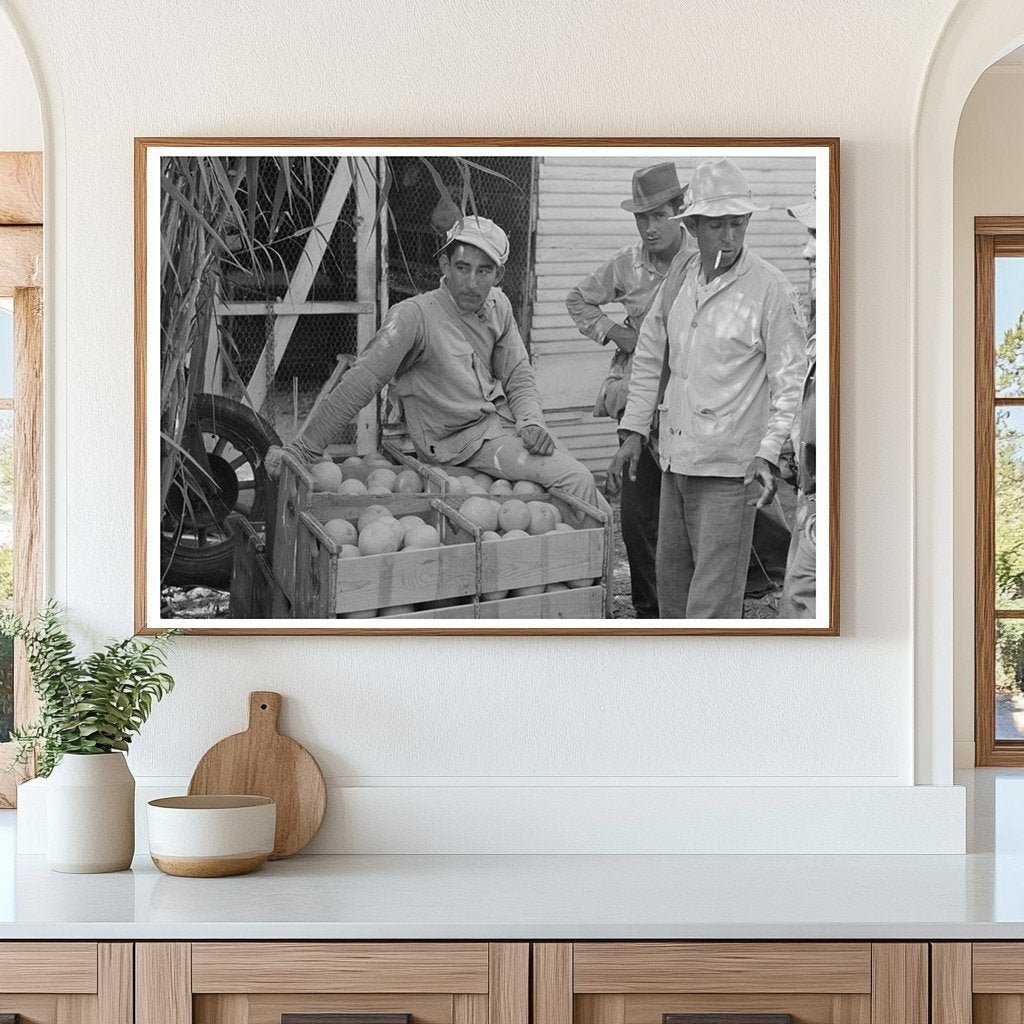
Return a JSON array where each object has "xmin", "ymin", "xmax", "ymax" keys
[{"xmin": 161, "ymin": 394, "xmax": 280, "ymax": 588}]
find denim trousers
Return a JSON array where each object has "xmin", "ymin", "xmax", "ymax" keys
[{"xmin": 656, "ymin": 472, "xmax": 758, "ymax": 619}]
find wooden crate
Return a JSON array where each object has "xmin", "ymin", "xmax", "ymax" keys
[{"xmin": 227, "ymin": 514, "xmax": 278, "ymax": 618}]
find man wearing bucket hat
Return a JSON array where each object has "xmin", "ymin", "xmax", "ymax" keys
[
  {"xmin": 265, "ymin": 215, "xmax": 606, "ymax": 514},
  {"xmin": 779, "ymin": 194, "xmax": 818, "ymax": 619},
  {"xmin": 565, "ymin": 162, "xmax": 689, "ymax": 618},
  {"xmin": 607, "ymin": 158, "xmax": 806, "ymax": 619}
]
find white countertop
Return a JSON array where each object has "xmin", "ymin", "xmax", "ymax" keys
[
  {"xmin": 2, "ymin": 769, "xmax": 1022, "ymax": 941},
  {"xmin": 0, "ymin": 849, "xmax": 1022, "ymax": 940}
]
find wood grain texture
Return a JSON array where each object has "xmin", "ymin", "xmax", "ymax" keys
[
  {"xmin": 0, "ymin": 153, "xmax": 42, "ymax": 225},
  {"xmin": 56, "ymin": 991, "xmax": 95, "ymax": 1024},
  {"xmin": 931, "ymin": 945, "xmax": 972, "ymax": 1024},
  {"xmin": 195, "ymin": 994, "xmax": 248, "ymax": 1024},
  {"xmin": 534, "ymin": 945, "xmax": 572, "ymax": 1024},
  {"xmin": 14, "ymin": 286, "xmax": 43, "ymax": 733},
  {"xmin": 971, "ymin": 944, "xmax": 1024, "ymax": 992},
  {"xmin": 573, "ymin": 944, "xmax": 871, "ymax": 994},
  {"xmin": 191, "ymin": 943, "xmax": 489, "ymax": 994},
  {"xmin": 870, "ymin": 945, "xmax": 927, "ymax": 1024},
  {"xmin": 242, "ymin": 995, "xmax": 451, "ymax": 1024},
  {"xmin": 625, "ymin": 995, "xmax": 869, "ymax": 1024},
  {"xmin": 488, "ymin": 944, "xmax": 528, "ymax": 1024},
  {"xmin": 0, "ymin": 226, "xmax": 42, "ymax": 295},
  {"xmin": 0, "ymin": 943, "xmax": 97, "ymax": 993},
  {"xmin": 973, "ymin": 995, "xmax": 1024, "ymax": 1024},
  {"xmin": 136, "ymin": 943, "xmax": 192, "ymax": 1024},
  {"xmin": 97, "ymin": 945, "xmax": 132, "ymax": 1024},
  {"xmin": 576, "ymin": 996, "xmax": 625, "ymax": 1024},
  {"xmin": 0, "ymin": 999, "xmax": 57, "ymax": 1024},
  {"xmin": 188, "ymin": 691, "xmax": 326, "ymax": 859},
  {"xmin": 454, "ymin": 994, "xmax": 487, "ymax": 1024}
]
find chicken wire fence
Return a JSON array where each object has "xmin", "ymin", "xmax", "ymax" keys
[{"xmin": 203, "ymin": 155, "xmax": 536, "ymax": 446}]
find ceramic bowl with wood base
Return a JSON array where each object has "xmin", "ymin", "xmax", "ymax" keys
[{"xmin": 147, "ymin": 795, "xmax": 276, "ymax": 877}]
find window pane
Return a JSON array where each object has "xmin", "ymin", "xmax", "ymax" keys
[
  {"xmin": 996, "ymin": 407, "xmax": 1024, "ymax": 608},
  {"xmin": 997, "ymin": 620, "xmax": 1024, "ymax": 740},
  {"xmin": 996, "ymin": 256, "xmax": 1024, "ymax": 397},
  {"xmin": 0, "ymin": 409, "xmax": 11, "ymax": 742}
]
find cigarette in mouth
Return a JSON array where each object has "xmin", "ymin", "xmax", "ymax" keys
[{"xmin": 714, "ymin": 250, "xmax": 723, "ymax": 270}]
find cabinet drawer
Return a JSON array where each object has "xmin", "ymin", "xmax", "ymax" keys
[
  {"xmin": 534, "ymin": 943, "xmax": 925, "ymax": 1024},
  {"xmin": 0, "ymin": 942, "xmax": 98, "ymax": 994},
  {"xmin": 139, "ymin": 942, "xmax": 528, "ymax": 1024}
]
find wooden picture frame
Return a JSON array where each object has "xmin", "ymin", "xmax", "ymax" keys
[{"xmin": 136, "ymin": 137, "xmax": 839, "ymax": 635}]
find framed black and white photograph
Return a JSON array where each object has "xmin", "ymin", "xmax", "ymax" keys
[{"xmin": 135, "ymin": 138, "xmax": 838, "ymax": 635}]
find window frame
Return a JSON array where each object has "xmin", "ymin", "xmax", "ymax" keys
[{"xmin": 975, "ymin": 217, "xmax": 1024, "ymax": 765}]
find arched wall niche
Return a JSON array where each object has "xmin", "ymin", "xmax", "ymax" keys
[{"xmin": 914, "ymin": 1, "xmax": 1024, "ymax": 785}]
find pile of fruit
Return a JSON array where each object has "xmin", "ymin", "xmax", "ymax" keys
[{"xmin": 301, "ymin": 451, "xmax": 597, "ymax": 619}]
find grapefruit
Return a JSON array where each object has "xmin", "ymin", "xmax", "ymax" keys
[
  {"xmin": 527, "ymin": 502, "xmax": 557, "ymax": 535},
  {"xmin": 480, "ymin": 530, "xmax": 501, "ymax": 543},
  {"xmin": 358, "ymin": 519, "xmax": 401, "ymax": 556},
  {"xmin": 310, "ymin": 461, "xmax": 343, "ymax": 492},
  {"xmin": 461, "ymin": 496, "xmax": 500, "ymax": 532},
  {"xmin": 546, "ymin": 582, "xmax": 570, "ymax": 592},
  {"xmin": 446, "ymin": 476, "xmax": 464, "ymax": 494},
  {"xmin": 365, "ymin": 468, "xmax": 398, "ymax": 492},
  {"xmin": 342, "ymin": 456, "xmax": 365, "ymax": 468},
  {"xmin": 338, "ymin": 478, "xmax": 368, "ymax": 495},
  {"xmin": 403, "ymin": 524, "xmax": 441, "ymax": 549},
  {"xmin": 357, "ymin": 504, "xmax": 393, "ymax": 532},
  {"xmin": 338, "ymin": 544, "xmax": 360, "ymax": 559},
  {"xmin": 488, "ymin": 478, "xmax": 513, "ymax": 496},
  {"xmin": 501, "ymin": 529, "xmax": 530, "ymax": 540},
  {"xmin": 554, "ymin": 522, "xmax": 574, "ymax": 533},
  {"xmin": 497, "ymin": 499, "xmax": 531, "ymax": 533},
  {"xmin": 472, "ymin": 472, "xmax": 493, "ymax": 489},
  {"xmin": 565, "ymin": 576, "xmax": 595, "ymax": 589},
  {"xmin": 323, "ymin": 518, "xmax": 358, "ymax": 546},
  {"xmin": 395, "ymin": 469, "xmax": 423, "ymax": 493},
  {"xmin": 510, "ymin": 584, "xmax": 545, "ymax": 597},
  {"xmin": 512, "ymin": 479, "xmax": 544, "ymax": 498},
  {"xmin": 399, "ymin": 515, "xmax": 427, "ymax": 533},
  {"xmin": 460, "ymin": 480, "xmax": 487, "ymax": 495},
  {"xmin": 341, "ymin": 462, "xmax": 370, "ymax": 484},
  {"xmin": 482, "ymin": 589, "xmax": 508, "ymax": 601}
]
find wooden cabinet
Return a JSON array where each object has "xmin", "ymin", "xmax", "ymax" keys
[
  {"xmin": 136, "ymin": 944, "xmax": 528, "ymax": 1024},
  {"xmin": 932, "ymin": 943, "xmax": 1024, "ymax": 1024},
  {"xmin": 532, "ymin": 944, "xmax": 928, "ymax": 1024},
  {"xmin": 0, "ymin": 942, "xmax": 132, "ymax": 1024}
]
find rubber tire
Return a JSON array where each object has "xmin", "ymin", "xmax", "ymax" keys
[{"xmin": 161, "ymin": 393, "xmax": 280, "ymax": 588}]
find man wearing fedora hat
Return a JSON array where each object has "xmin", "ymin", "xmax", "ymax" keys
[
  {"xmin": 779, "ymin": 194, "xmax": 818, "ymax": 619},
  {"xmin": 565, "ymin": 162, "xmax": 688, "ymax": 618},
  {"xmin": 265, "ymin": 215, "xmax": 606, "ymax": 515},
  {"xmin": 608, "ymin": 157, "xmax": 806, "ymax": 619}
]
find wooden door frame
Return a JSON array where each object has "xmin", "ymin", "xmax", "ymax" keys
[{"xmin": 0, "ymin": 151, "xmax": 43, "ymax": 806}]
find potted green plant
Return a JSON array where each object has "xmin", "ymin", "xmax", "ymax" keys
[{"xmin": 2, "ymin": 603, "xmax": 178, "ymax": 873}]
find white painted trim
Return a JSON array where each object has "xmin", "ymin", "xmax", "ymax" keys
[
  {"xmin": 912, "ymin": 0, "xmax": 1024, "ymax": 785},
  {"xmin": 17, "ymin": 778, "xmax": 967, "ymax": 856}
]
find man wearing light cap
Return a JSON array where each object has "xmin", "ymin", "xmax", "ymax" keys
[
  {"xmin": 607, "ymin": 158, "xmax": 806, "ymax": 619},
  {"xmin": 565, "ymin": 162, "xmax": 689, "ymax": 619},
  {"xmin": 266, "ymin": 215, "xmax": 605, "ymax": 513}
]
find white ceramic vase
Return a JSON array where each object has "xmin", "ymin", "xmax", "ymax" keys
[{"xmin": 46, "ymin": 752, "xmax": 135, "ymax": 873}]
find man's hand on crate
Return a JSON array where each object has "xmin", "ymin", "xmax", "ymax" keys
[
  {"xmin": 520, "ymin": 424, "xmax": 555, "ymax": 456},
  {"xmin": 265, "ymin": 445, "xmax": 284, "ymax": 480}
]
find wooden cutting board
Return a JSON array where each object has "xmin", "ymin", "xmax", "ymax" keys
[{"xmin": 188, "ymin": 691, "xmax": 326, "ymax": 859}]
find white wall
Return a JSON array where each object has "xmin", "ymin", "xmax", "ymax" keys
[
  {"xmin": 0, "ymin": 0, "xmax": 974, "ymax": 853},
  {"xmin": 952, "ymin": 65, "xmax": 1024, "ymax": 767},
  {"xmin": 0, "ymin": 10, "xmax": 39, "ymax": 152}
]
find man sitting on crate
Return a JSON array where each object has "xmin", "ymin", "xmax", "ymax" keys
[{"xmin": 265, "ymin": 216, "xmax": 607, "ymax": 518}]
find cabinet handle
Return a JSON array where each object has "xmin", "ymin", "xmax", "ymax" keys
[
  {"xmin": 283, "ymin": 1015, "xmax": 411, "ymax": 1024},
  {"xmin": 664, "ymin": 1016, "xmax": 794, "ymax": 1024}
]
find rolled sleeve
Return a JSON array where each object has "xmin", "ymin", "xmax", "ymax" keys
[
  {"xmin": 757, "ymin": 283, "xmax": 808, "ymax": 466},
  {"xmin": 565, "ymin": 256, "xmax": 623, "ymax": 345}
]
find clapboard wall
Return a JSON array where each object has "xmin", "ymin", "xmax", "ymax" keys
[{"xmin": 531, "ymin": 154, "xmax": 817, "ymax": 474}]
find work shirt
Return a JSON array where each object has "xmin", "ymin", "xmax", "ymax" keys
[
  {"xmin": 619, "ymin": 248, "xmax": 806, "ymax": 477},
  {"xmin": 290, "ymin": 282, "xmax": 545, "ymax": 465},
  {"xmin": 565, "ymin": 241, "xmax": 671, "ymax": 419}
]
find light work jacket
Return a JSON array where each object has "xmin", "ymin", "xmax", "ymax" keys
[
  {"xmin": 619, "ymin": 248, "xmax": 807, "ymax": 477},
  {"xmin": 291, "ymin": 283, "xmax": 545, "ymax": 465}
]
